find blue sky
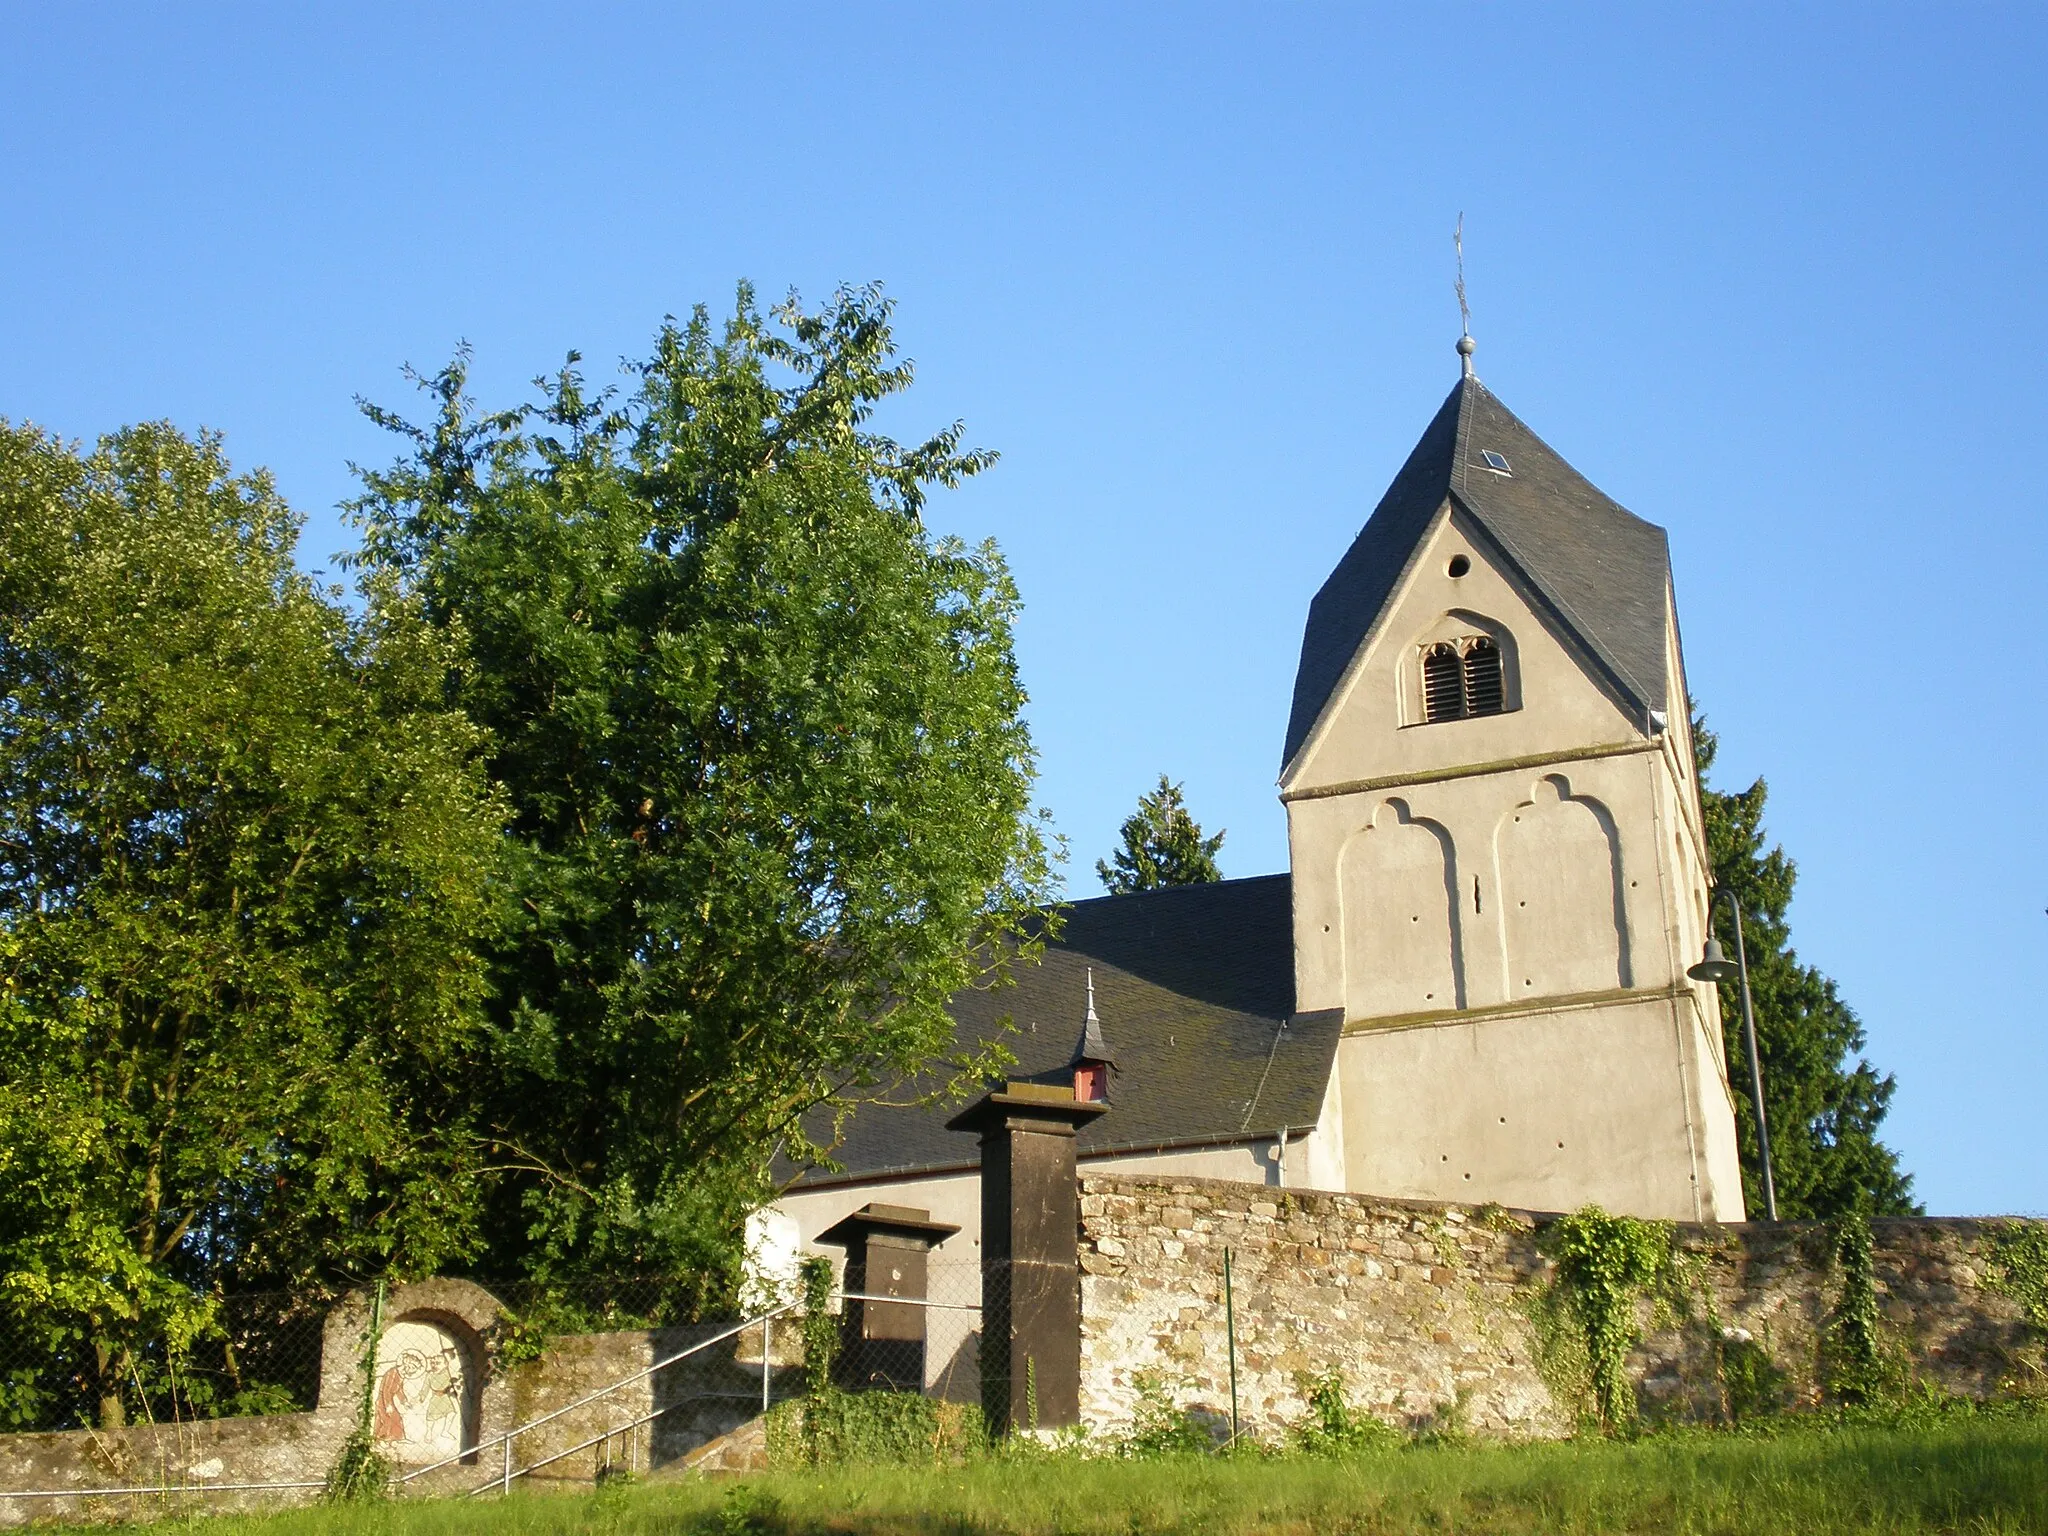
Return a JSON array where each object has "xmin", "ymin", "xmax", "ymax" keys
[{"xmin": 4, "ymin": 6, "xmax": 2043, "ymax": 1216}]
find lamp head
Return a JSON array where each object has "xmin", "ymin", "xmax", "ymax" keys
[{"xmin": 1688, "ymin": 937, "xmax": 1739, "ymax": 984}]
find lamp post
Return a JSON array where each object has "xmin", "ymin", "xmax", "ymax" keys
[{"xmin": 1688, "ymin": 888, "xmax": 1778, "ymax": 1221}]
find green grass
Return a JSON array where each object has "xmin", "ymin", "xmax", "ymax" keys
[{"xmin": 88, "ymin": 1419, "xmax": 2048, "ymax": 1536}]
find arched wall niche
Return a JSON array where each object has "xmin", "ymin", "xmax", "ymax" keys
[
  {"xmin": 1339, "ymin": 798, "xmax": 1464, "ymax": 1019},
  {"xmin": 1399, "ymin": 609, "xmax": 1522, "ymax": 726},
  {"xmin": 1493, "ymin": 774, "xmax": 1631, "ymax": 999},
  {"xmin": 318, "ymin": 1277, "xmax": 500, "ymax": 1465}
]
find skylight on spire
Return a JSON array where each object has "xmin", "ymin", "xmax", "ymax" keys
[{"xmin": 1480, "ymin": 450, "xmax": 1512, "ymax": 476}]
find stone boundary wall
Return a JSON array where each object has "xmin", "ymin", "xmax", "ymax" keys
[
  {"xmin": 1078, "ymin": 1173, "xmax": 2041, "ymax": 1442},
  {"xmin": 0, "ymin": 1283, "xmax": 797, "ymax": 1527}
]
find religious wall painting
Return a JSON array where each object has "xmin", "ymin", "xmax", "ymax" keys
[{"xmin": 371, "ymin": 1317, "xmax": 474, "ymax": 1462}]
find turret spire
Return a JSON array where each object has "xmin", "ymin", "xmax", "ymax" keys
[{"xmin": 1070, "ymin": 967, "xmax": 1115, "ymax": 1102}]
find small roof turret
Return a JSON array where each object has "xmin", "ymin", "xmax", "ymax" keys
[{"xmin": 1071, "ymin": 968, "xmax": 1116, "ymax": 1069}]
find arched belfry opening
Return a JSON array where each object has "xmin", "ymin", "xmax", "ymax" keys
[{"xmin": 1405, "ymin": 614, "xmax": 1519, "ymax": 727}]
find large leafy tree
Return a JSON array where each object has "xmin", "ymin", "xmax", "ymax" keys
[
  {"xmin": 1696, "ymin": 717, "xmax": 1916, "ymax": 1219},
  {"xmin": 1097, "ymin": 774, "xmax": 1225, "ymax": 894},
  {"xmin": 348, "ymin": 285, "xmax": 1054, "ymax": 1283},
  {"xmin": 0, "ymin": 421, "xmax": 503, "ymax": 1428}
]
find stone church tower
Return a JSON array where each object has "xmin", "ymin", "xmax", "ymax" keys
[{"xmin": 1280, "ymin": 343, "xmax": 1746, "ymax": 1221}]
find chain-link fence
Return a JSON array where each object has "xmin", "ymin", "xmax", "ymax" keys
[
  {"xmin": 826, "ymin": 1256, "xmax": 989, "ymax": 1404},
  {"xmin": 0, "ymin": 1291, "xmax": 327, "ymax": 1435}
]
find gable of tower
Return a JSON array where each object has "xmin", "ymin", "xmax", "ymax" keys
[
  {"xmin": 1287, "ymin": 505, "xmax": 1648, "ymax": 793},
  {"xmin": 1282, "ymin": 376, "xmax": 1675, "ymax": 785}
]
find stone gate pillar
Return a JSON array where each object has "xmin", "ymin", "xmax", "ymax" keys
[
  {"xmin": 947, "ymin": 1082, "xmax": 1107, "ymax": 1434},
  {"xmin": 815, "ymin": 1202, "xmax": 959, "ymax": 1391}
]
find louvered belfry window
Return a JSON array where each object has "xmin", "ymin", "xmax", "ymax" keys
[
  {"xmin": 1421, "ymin": 637, "xmax": 1507, "ymax": 723},
  {"xmin": 1422, "ymin": 644, "xmax": 1466, "ymax": 723},
  {"xmin": 1463, "ymin": 638, "xmax": 1505, "ymax": 716}
]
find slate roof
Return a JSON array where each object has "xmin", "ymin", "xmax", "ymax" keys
[
  {"xmin": 1282, "ymin": 373, "xmax": 1673, "ymax": 773},
  {"xmin": 789, "ymin": 875, "xmax": 1340, "ymax": 1187}
]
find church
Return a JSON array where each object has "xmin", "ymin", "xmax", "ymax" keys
[{"xmin": 770, "ymin": 338, "xmax": 1748, "ymax": 1269}]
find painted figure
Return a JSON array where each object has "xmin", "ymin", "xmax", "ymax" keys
[{"xmin": 371, "ymin": 1320, "xmax": 468, "ymax": 1459}]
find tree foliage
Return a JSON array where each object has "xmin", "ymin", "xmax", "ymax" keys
[
  {"xmin": 1695, "ymin": 717, "xmax": 1915, "ymax": 1220},
  {"xmin": 1096, "ymin": 774, "xmax": 1225, "ymax": 894},
  {"xmin": 0, "ymin": 421, "xmax": 503, "ymax": 1427},
  {"xmin": 347, "ymin": 284, "xmax": 1054, "ymax": 1284}
]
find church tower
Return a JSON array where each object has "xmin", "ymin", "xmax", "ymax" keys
[{"xmin": 1281, "ymin": 342, "xmax": 1745, "ymax": 1221}]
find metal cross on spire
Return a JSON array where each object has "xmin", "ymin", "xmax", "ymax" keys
[{"xmin": 1455, "ymin": 212, "xmax": 1477, "ymax": 378}]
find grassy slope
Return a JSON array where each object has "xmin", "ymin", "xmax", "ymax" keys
[{"xmin": 103, "ymin": 1421, "xmax": 2048, "ymax": 1536}]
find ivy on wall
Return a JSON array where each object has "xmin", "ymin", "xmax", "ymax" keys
[
  {"xmin": 1982, "ymin": 1221, "xmax": 2048, "ymax": 1391},
  {"xmin": 1536, "ymin": 1207, "xmax": 1683, "ymax": 1434}
]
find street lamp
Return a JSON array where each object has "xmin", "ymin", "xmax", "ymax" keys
[{"xmin": 1688, "ymin": 889, "xmax": 1778, "ymax": 1221}]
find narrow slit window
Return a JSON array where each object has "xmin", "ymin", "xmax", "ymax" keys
[
  {"xmin": 1422, "ymin": 643, "xmax": 1466, "ymax": 723},
  {"xmin": 1463, "ymin": 638, "xmax": 1505, "ymax": 716}
]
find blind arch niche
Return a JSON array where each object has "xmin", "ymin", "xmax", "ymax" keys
[
  {"xmin": 1493, "ymin": 774, "xmax": 1631, "ymax": 999},
  {"xmin": 1339, "ymin": 798, "xmax": 1465, "ymax": 1019}
]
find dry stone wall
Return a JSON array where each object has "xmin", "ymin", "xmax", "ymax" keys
[{"xmin": 1078, "ymin": 1173, "xmax": 2042, "ymax": 1442}]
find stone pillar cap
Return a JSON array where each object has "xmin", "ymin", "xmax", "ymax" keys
[
  {"xmin": 815, "ymin": 1202, "xmax": 962, "ymax": 1247},
  {"xmin": 945, "ymin": 1081, "xmax": 1111, "ymax": 1135}
]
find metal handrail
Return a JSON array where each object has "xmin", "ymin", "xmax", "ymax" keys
[
  {"xmin": 461, "ymin": 1389, "xmax": 767, "ymax": 1496},
  {"xmin": 456, "ymin": 1290, "xmax": 988, "ymax": 1496},
  {"xmin": 396, "ymin": 1298, "xmax": 798, "ymax": 1492}
]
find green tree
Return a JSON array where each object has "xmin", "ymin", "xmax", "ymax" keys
[
  {"xmin": 347, "ymin": 284, "xmax": 1054, "ymax": 1285},
  {"xmin": 1696, "ymin": 717, "xmax": 1916, "ymax": 1219},
  {"xmin": 0, "ymin": 421, "xmax": 503, "ymax": 1428},
  {"xmin": 1097, "ymin": 775, "xmax": 1225, "ymax": 894}
]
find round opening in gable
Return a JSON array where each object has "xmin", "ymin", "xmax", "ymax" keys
[{"xmin": 1447, "ymin": 555, "xmax": 1471, "ymax": 578}]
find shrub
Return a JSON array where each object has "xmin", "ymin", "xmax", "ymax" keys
[
  {"xmin": 768, "ymin": 1388, "xmax": 985, "ymax": 1468},
  {"xmin": 1120, "ymin": 1371, "xmax": 1215, "ymax": 1459},
  {"xmin": 1717, "ymin": 1329, "xmax": 1788, "ymax": 1422},
  {"xmin": 1288, "ymin": 1371, "xmax": 1401, "ymax": 1455},
  {"xmin": 322, "ymin": 1429, "xmax": 389, "ymax": 1503}
]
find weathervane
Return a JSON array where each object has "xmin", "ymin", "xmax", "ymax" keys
[{"xmin": 1454, "ymin": 213, "xmax": 1476, "ymax": 378}]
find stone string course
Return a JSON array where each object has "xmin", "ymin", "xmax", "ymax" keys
[{"xmin": 1077, "ymin": 1173, "xmax": 2042, "ymax": 1442}]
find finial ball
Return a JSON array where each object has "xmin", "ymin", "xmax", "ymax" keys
[{"xmin": 1456, "ymin": 335, "xmax": 1476, "ymax": 358}]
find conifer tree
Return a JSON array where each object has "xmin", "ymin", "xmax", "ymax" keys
[
  {"xmin": 1696, "ymin": 717, "xmax": 1917, "ymax": 1219},
  {"xmin": 1097, "ymin": 775, "xmax": 1225, "ymax": 894}
]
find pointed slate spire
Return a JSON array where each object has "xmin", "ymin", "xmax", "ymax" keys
[
  {"xmin": 1281, "ymin": 361, "xmax": 1675, "ymax": 774},
  {"xmin": 1072, "ymin": 968, "xmax": 1115, "ymax": 1067},
  {"xmin": 1069, "ymin": 968, "xmax": 1116, "ymax": 1103}
]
